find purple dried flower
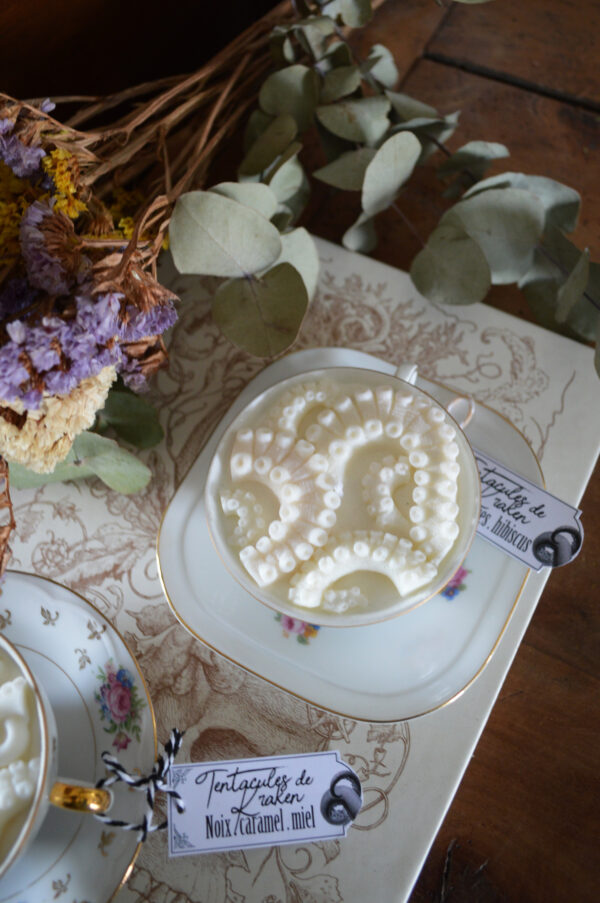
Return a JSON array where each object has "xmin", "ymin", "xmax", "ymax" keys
[
  {"xmin": 39, "ymin": 99, "xmax": 56, "ymax": 114},
  {"xmin": 20, "ymin": 201, "xmax": 70, "ymax": 295},
  {"xmin": 121, "ymin": 299, "xmax": 177, "ymax": 342},
  {"xmin": 0, "ymin": 341, "xmax": 30, "ymax": 402},
  {"xmin": 0, "ymin": 120, "xmax": 45, "ymax": 178}
]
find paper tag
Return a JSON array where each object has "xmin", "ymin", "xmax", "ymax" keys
[
  {"xmin": 167, "ymin": 751, "xmax": 362, "ymax": 856},
  {"xmin": 474, "ymin": 447, "xmax": 583, "ymax": 570}
]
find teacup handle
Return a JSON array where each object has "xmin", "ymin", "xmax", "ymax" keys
[
  {"xmin": 394, "ymin": 363, "xmax": 475, "ymax": 430},
  {"xmin": 49, "ymin": 781, "xmax": 112, "ymax": 814}
]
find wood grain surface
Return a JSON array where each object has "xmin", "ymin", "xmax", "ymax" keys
[{"xmin": 0, "ymin": 2, "xmax": 597, "ymax": 901}]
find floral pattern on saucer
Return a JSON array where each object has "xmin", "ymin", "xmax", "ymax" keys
[
  {"xmin": 440, "ymin": 566, "xmax": 469, "ymax": 600},
  {"xmin": 275, "ymin": 613, "xmax": 320, "ymax": 644},
  {"xmin": 95, "ymin": 659, "xmax": 146, "ymax": 749}
]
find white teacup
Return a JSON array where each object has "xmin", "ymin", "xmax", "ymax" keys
[
  {"xmin": 205, "ymin": 364, "xmax": 481, "ymax": 627},
  {"xmin": 0, "ymin": 634, "xmax": 112, "ymax": 878}
]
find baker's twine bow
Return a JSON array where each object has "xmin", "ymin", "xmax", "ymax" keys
[{"xmin": 94, "ymin": 728, "xmax": 186, "ymax": 842}]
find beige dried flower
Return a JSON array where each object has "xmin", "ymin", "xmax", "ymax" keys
[{"xmin": 0, "ymin": 365, "xmax": 116, "ymax": 473}]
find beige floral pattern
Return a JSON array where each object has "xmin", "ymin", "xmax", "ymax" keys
[{"xmin": 8, "ymin": 239, "xmax": 592, "ymax": 903}]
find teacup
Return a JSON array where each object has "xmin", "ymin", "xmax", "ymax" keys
[
  {"xmin": 205, "ymin": 364, "xmax": 481, "ymax": 627},
  {"xmin": 0, "ymin": 633, "xmax": 112, "ymax": 878}
]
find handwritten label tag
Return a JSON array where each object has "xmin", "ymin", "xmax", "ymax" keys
[
  {"xmin": 168, "ymin": 751, "xmax": 362, "ymax": 856},
  {"xmin": 474, "ymin": 448, "xmax": 583, "ymax": 570}
]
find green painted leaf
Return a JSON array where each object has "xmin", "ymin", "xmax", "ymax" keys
[
  {"xmin": 239, "ymin": 113, "xmax": 297, "ymax": 176},
  {"xmin": 209, "ymin": 182, "xmax": 278, "ymax": 220},
  {"xmin": 316, "ymin": 96, "xmax": 391, "ymax": 146},
  {"xmin": 169, "ymin": 191, "xmax": 281, "ymax": 278},
  {"xmin": 442, "ymin": 187, "xmax": 545, "ymax": 284},
  {"xmin": 385, "ymin": 90, "xmax": 439, "ymax": 122},
  {"xmin": 463, "ymin": 172, "xmax": 581, "ymax": 233},
  {"xmin": 410, "ymin": 222, "xmax": 491, "ymax": 305},
  {"xmin": 321, "ymin": 65, "xmax": 362, "ymax": 104},
  {"xmin": 213, "ymin": 263, "xmax": 308, "ymax": 357},
  {"xmin": 259, "ymin": 65, "xmax": 320, "ymax": 132},
  {"xmin": 556, "ymin": 248, "xmax": 590, "ymax": 323},
  {"xmin": 437, "ymin": 141, "xmax": 510, "ymax": 177},
  {"xmin": 96, "ymin": 389, "xmax": 163, "ymax": 449},
  {"xmin": 272, "ymin": 228, "xmax": 320, "ymax": 300},
  {"xmin": 342, "ymin": 212, "xmax": 377, "ymax": 253},
  {"xmin": 364, "ymin": 44, "xmax": 399, "ymax": 89},
  {"xmin": 323, "ymin": 0, "xmax": 373, "ymax": 27},
  {"xmin": 362, "ymin": 132, "xmax": 421, "ymax": 215},
  {"xmin": 313, "ymin": 147, "xmax": 376, "ymax": 190}
]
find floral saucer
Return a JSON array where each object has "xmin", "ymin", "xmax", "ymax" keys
[
  {"xmin": 0, "ymin": 571, "xmax": 156, "ymax": 903},
  {"xmin": 158, "ymin": 347, "xmax": 543, "ymax": 721}
]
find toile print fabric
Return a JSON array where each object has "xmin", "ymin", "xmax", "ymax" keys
[{"xmin": 6, "ymin": 238, "xmax": 598, "ymax": 903}]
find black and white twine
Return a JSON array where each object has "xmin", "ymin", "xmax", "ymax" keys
[{"xmin": 94, "ymin": 728, "xmax": 186, "ymax": 842}]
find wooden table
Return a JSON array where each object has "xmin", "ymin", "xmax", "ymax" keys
[
  {"xmin": 1, "ymin": 2, "xmax": 598, "ymax": 900},
  {"xmin": 303, "ymin": 3, "xmax": 599, "ymax": 900}
]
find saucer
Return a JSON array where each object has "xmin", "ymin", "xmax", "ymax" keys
[
  {"xmin": 0, "ymin": 571, "xmax": 157, "ymax": 903},
  {"xmin": 158, "ymin": 348, "xmax": 542, "ymax": 722}
]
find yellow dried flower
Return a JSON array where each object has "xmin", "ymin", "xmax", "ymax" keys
[
  {"xmin": 0, "ymin": 365, "xmax": 116, "ymax": 473},
  {"xmin": 42, "ymin": 148, "xmax": 87, "ymax": 220}
]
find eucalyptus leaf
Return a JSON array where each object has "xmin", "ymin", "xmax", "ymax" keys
[
  {"xmin": 242, "ymin": 109, "xmax": 274, "ymax": 153},
  {"xmin": 259, "ymin": 65, "xmax": 320, "ymax": 132},
  {"xmin": 10, "ymin": 432, "xmax": 152, "ymax": 493},
  {"xmin": 210, "ymin": 182, "xmax": 278, "ymax": 220},
  {"xmin": 270, "ymin": 27, "xmax": 296, "ymax": 65},
  {"xmin": 391, "ymin": 111, "xmax": 460, "ymax": 163},
  {"xmin": 96, "ymin": 389, "xmax": 163, "ymax": 449},
  {"xmin": 213, "ymin": 263, "xmax": 308, "ymax": 358},
  {"xmin": 321, "ymin": 65, "xmax": 362, "ymax": 104},
  {"xmin": 268, "ymin": 154, "xmax": 305, "ymax": 203},
  {"xmin": 313, "ymin": 148, "xmax": 376, "ymax": 190},
  {"xmin": 271, "ymin": 205, "xmax": 293, "ymax": 232},
  {"xmin": 437, "ymin": 141, "xmax": 510, "ymax": 178},
  {"xmin": 385, "ymin": 90, "xmax": 439, "ymax": 122},
  {"xmin": 272, "ymin": 228, "xmax": 320, "ymax": 300},
  {"xmin": 342, "ymin": 212, "xmax": 377, "ymax": 253},
  {"xmin": 410, "ymin": 222, "xmax": 491, "ymax": 305},
  {"xmin": 322, "ymin": 0, "xmax": 372, "ymax": 27},
  {"xmin": 463, "ymin": 172, "xmax": 581, "ymax": 233},
  {"xmin": 442, "ymin": 187, "xmax": 545, "ymax": 283},
  {"xmin": 556, "ymin": 248, "xmax": 590, "ymax": 323},
  {"xmin": 520, "ymin": 227, "xmax": 599, "ymax": 341},
  {"xmin": 320, "ymin": 40, "xmax": 353, "ymax": 69},
  {"xmin": 169, "ymin": 191, "xmax": 282, "ymax": 278},
  {"xmin": 295, "ymin": 16, "xmax": 336, "ymax": 58},
  {"xmin": 239, "ymin": 114, "xmax": 298, "ymax": 176},
  {"xmin": 316, "ymin": 96, "xmax": 391, "ymax": 146},
  {"xmin": 364, "ymin": 44, "xmax": 399, "ymax": 89},
  {"xmin": 71, "ymin": 432, "xmax": 152, "ymax": 493},
  {"xmin": 315, "ymin": 120, "xmax": 354, "ymax": 162},
  {"xmin": 362, "ymin": 132, "xmax": 421, "ymax": 216},
  {"xmin": 278, "ymin": 167, "xmax": 311, "ymax": 224}
]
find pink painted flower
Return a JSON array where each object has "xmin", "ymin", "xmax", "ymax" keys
[
  {"xmin": 105, "ymin": 683, "xmax": 131, "ymax": 722},
  {"xmin": 113, "ymin": 731, "xmax": 131, "ymax": 751},
  {"xmin": 281, "ymin": 615, "xmax": 307, "ymax": 635}
]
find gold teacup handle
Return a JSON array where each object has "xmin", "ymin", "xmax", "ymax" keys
[{"xmin": 49, "ymin": 781, "xmax": 113, "ymax": 814}]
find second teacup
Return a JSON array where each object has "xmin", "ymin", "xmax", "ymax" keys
[{"xmin": 0, "ymin": 634, "xmax": 112, "ymax": 879}]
